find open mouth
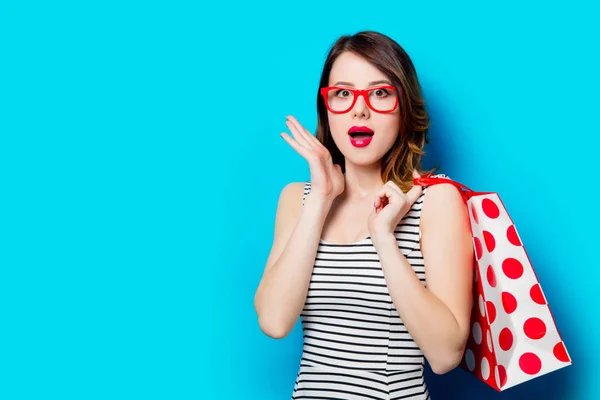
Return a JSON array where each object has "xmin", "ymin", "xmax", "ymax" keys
[
  {"xmin": 348, "ymin": 127, "xmax": 374, "ymax": 147},
  {"xmin": 348, "ymin": 131, "xmax": 374, "ymax": 140},
  {"xmin": 348, "ymin": 126, "xmax": 374, "ymax": 138}
]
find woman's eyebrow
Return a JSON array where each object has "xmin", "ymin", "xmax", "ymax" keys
[{"xmin": 332, "ymin": 80, "xmax": 392, "ymax": 86}]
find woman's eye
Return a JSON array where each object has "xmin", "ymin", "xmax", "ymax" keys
[
  {"xmin": 335, "ymin": 89, "xmax": 351, "ymax": 97},
  {"xmin": 374, "ymin": 89, "xmax": 389, "ymax": 97}
]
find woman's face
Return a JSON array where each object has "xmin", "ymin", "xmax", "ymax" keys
[{"xmin": 326, "ymin": 51, "xmax": 401, "ymax": 168}]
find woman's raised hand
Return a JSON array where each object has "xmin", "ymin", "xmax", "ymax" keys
[{"xmin": 280, "ymin": 115, "xmax": 344, "ymax": 202}]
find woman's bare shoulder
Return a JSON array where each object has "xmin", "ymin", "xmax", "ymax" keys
[
  {"xmin": 279, "ymin": 181, "xmax": 308, "ymax": 200},
  {"xmin": 421, "ymin": 173, "xmax": 468, "ymax": 233},
  {"xmin": 275, "ymin": 181, "xmax": 308, "ymax": 216}
]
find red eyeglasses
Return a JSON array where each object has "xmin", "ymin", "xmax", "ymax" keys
[{"xmin": 320, "ymin": 85, "xmax": 399, "ymax": 114}]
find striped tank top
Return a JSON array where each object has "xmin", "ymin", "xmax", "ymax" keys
[{"xmin": 292, "ymin": 179, "xmax": 437, "ymax": 400}]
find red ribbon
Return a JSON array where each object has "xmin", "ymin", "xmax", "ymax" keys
[{"xmin": 414, "ymin": 175, "xmax": 488, "ymax": 203}]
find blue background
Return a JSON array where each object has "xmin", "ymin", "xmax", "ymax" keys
[{"xmin": 1, "ymin": 1, "xmax": 598, "ymax": 399}]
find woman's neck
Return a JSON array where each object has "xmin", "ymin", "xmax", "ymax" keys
[{"xmin": 342, "ymin": 162, "xmax": 384, "ymax": 201}]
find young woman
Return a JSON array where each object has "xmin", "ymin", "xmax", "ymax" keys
[{"xmin": 254, "ymin": 31, "xmax": 474, "ymax": 400}]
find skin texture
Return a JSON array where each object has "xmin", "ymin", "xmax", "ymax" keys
[{"xmin": 254, "ymin": 51, "xmax": 474, "ymax": 375}]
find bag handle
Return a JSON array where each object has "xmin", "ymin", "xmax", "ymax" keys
[{"xmin": 414, "ymin": 175, "xmax": 477, "ymax": 202}]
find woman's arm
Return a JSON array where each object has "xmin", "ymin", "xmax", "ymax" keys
[
  {"xmin": 254, "ymin": 182, "xmax": 332, "ymax": 339},
  {"xmin": 373, "ymin": 183, "xmax": 473, "ymax": 374}
]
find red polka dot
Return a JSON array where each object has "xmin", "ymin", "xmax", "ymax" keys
[
  {"xmin": 530, "ymin": 283, "xmax": 546, "ymax": 305},
  {"xmin": 497, "ymin": 365, "xmax": 507, "ymax": 388},
  {"xmin": 502, "ymin": 292, "xmax": 518, "ymax": 314},
  {"xmin": 553, "ymin": 342, "xmax": 569, "ymax": 362},
  {"xmin": 482, "ymin": 198, "xmax": 500, "ymax": 219},
  {"xmin": 486, "ymin": 301, "xmax": 496, "ymax": 324},
  {"xmin": 524, "ymin": 317, "xmax": 547, "ymax": 339},
  {"xmin": 507, "ymin": 225, "xmax": 521, "ymax": 246},
  {"xmin": 499, "ymin": 328, "xmax": 514, "ymax": 351},
  {"xmin": 486, "ymin": 265, "xmax": 496, "ymax": 288},
  {"xmin": 471, "ymin": 203, "xmax": 479, "ymax": 224},
  {"xmin": 483, "ymin": 230, "xmax": 496, "ymax": 252},
  {"xmin": 502, "ymin": 258, "xmax": 524, "ymax": 279},
  {"xmin": 519, "ymin": 352, "xmax": 542, "ymax": 375},
  {"xmin": 474, "ymin": 237, "xmax": 483, "ymax": 260}
]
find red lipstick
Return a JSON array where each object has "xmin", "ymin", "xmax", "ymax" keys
[
  {"xmin": 348, "ymin": 126, "xmax": 374, "ymax": 134},
  {"xmin": 348, "ymin": 126, "xmax": 374, "ymax": 148}
]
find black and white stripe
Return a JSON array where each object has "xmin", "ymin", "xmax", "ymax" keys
[{"xmin": 292, "ymin": 180, "xmax": 436, "ymax": 400}]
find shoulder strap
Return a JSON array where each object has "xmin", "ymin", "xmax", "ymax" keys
[{"xmin": 302, "ymin": 181, "xmax": 312, "ymax": 207}]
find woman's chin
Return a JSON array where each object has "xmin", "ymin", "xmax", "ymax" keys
[{"xmin": 342, "ymin": 152, "xmax": 385, "ymax": 169}]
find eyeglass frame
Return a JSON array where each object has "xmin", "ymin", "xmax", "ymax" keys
[{"xmin": 319, "ymin": 85, "xmax": 400, "ymax": 114}]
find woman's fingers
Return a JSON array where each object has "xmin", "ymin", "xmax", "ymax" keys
[
  {"xmin": 374, "ymin": 186, "xmax": 394, "ymax": 207},
  {"xmin": 285, "ymin": 120, "xmax": 312, "ymax": 149},
  {"xmin": 407, "ymin": 171, "xmax": 423, "ymax": 204},
  {"xmin": 377, "ymin": 181, "xmax": 421, "ymax": 207},
  {"xmin": 287, "ymin": 115, "xmax": 320, "ymax": 147},
  {"xmin": 371, "ymin": 176, "xmax": 424, "ymax": 217},
  {"xmin": 382, "ymin": 181, "xmax": 404, "ymax": 202},
  {"xmin": 406, "ymin": 182, "xmax": 423, "ymax": 205},
  {"xmin": 374, "ymin": 193, "xmax": 390, "ymax": 213},
  {"xmin": 286, "ymin": 118, "xmax": 314, "ymax": 148},
  {"xmin": 280, "ymin": 132, "xmax": 311, "ymax": 159}
]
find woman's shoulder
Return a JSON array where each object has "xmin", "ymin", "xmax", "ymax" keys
[
  {"xmin": 418, "ymin": 172, "xmax": 451, "ymax": 195},
  {"xmin": 422, "ymin": 171, "xmax": 459, "ymax": 194},
  {"xmin": 421, "ymin": 172, "xmax": 465, "ymax": 216},
  {"xmin": 279, "ymin": 181, "xmax": 308, "ymax": 199},
  {"xmin": 420, "ymin": 172, "xmax": 453, "ymax": 192},
  {"xmin": 275, "ymin": 181, "xmax": 308, "ymax": 209}
]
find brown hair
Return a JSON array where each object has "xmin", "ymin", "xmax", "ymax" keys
[{"xmin": 315, "ymin": 31, "xmax": 436, "ymax": 192}]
